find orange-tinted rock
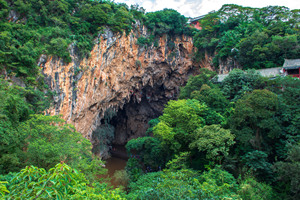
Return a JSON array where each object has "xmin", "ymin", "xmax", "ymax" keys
[{"xmin": 42, "ymin": 27, "xmax": 198, "ymax": 142}]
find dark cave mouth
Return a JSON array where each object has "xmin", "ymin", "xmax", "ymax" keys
[
  {"xmin": 92, "ymin": 85, "xmax": 175, "ymax": 158},
  {"xmin": 110, "ymin": 86, "xmax": 167, "ymax": 146}
]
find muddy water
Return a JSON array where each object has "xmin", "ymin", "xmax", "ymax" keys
[
  {"xmin": 105, "ymin": 156, "xmax": 127, "ymax": 178},
  {"xmin": 103, "ymin": 145, "xmax": 128, "ymax": 188}
]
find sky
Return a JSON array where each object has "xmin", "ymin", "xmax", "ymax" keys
[{"xmin": 114, "ymin": 0, "xmax": 300, "ymax": 17}]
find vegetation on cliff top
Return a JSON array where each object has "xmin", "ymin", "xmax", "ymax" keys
[
  {"xmin": 193, "ymin": 4, "xmax": 300, "ymax": 69},
  {"xmin": 0, "ymin": 0, "xmax": 192, "ymax": 85}
]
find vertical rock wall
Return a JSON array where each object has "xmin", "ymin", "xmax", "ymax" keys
[{"xmin": 42, "ymin": 26, "xmax": 198, "ymax": 156}]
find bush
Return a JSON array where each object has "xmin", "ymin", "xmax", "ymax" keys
[
  {"xmin": 3, "ymin": 163, "xmax": 126, "ymax": 199},
  {"xmin": 238, "ymin": 177, "xmax": 274, "ymax": 200},
  {"xmin": 136, "ymin": 36, "xmax": 151, "ymax": 46},
  {"xmin": 113, "ymin": 170, "xmax": 130, "ymax": 187},
  {"xmin": 125, "ymin": 158, "xmax": 143, "ymax": 182},
  {"xmin": 135, "ymin": 60, "xmax": 142, "ymax": 68}
]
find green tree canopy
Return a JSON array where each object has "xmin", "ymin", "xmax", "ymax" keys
[
  {"xmin": 229, "ymin": 89, "xmax": 280, "ymax": 152},
  {"xmin": 191, "ymin": 84, "xmax": 229, "ymax": 114},
  {"xmin": 190, "ymin": 125, "xmax": 235, "ymax": 163},
  {"xmin": 153, "ymin": 99, "xmax": 224, "ymax": 153},
  {"xmin": 3, "ymin": 163, "xmax": 125, "ymax": 199},
  {"xmin": 179, "ymin": 68, "xmax": 217, "ymax": 99},
  {"xmin": 126, "ymin": 136, "xmax": 167, "ymax": 169},
  {"xmin": 221, "ymin": 69, "xmax": 266, "ymax": 101},
  {"xmin": 18, "ymin": 114, "xmax": 91, "ymax": 170},
  {"xmin": 128, "ymin": 167, "xmax": 240, "ymax": 200},
  {"xmin": 193, "ymin": 4, "xmax": 300, "ymax": 70},
  {"xmin": 145, "ymin": 9, "xmax": 190, "ymax": 36},
  {"xmin": 0, "ymin": 78, "xmax": 51, "ymax": 173},
  {"xmin": 273, "ymin": 143, "xmax": 300, "ymax": 199}
]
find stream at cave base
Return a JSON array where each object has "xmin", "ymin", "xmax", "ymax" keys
[{"xmin": 100, "ymin": 145, "xmax": 128, "ymax": 188}]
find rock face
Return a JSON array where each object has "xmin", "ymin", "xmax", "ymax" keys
[
  {"xmin": 197, "ymin": 51, "xmax": 241, "ymax": 75},
  {"xmin": 42, "ymin": 26, "xmax": 198, "ymax": 157},
  {"xmin": 218, "ymin": 57, "xmax": 241, "ymax": 74}
]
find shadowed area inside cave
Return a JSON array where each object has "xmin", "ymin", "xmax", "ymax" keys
[
  {"xmin": 92, "ymin": 84, "xmax": 178, "ymax": 158},
  {"xmin": 110, "ymin": 85, "xmax": 171, "ymax": 145}
]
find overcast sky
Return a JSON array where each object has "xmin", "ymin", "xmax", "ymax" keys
[{"xmin": 114, "ymin": 0, "xmax": 300, "ymax": 17}]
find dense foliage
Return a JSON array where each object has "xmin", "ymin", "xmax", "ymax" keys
[
  {"xmin": 127, "ymin": 168, "xmax": 240, "ymax": 200},
  {"xmin": 193, "ymin": 4, "xmax": 300, "ymax": 69},
  {"xmin": 0, "ymin": 78, "xmax": 53, "ymax": 173},
  {"xmin": 1, "ymin": 0, "xmax": 136, "ymax": 81},
  {"xmin": 2, "ymin": 163, "xmax": 125, "ymax": 199},
  {"xmin": 0, "ymin": 0, "xmax": 191, "ymax": 84},
  {"xmin": 0, "ymin": 1, "xmax": 194, "ymax": 198},
  {"xmin": 0, "ymin": 76, "xmax": 115, "ymax": 198},
  {"xmin": 145, "ymin": 9, "xmax": 193, "ymax": 37},
  {"xmin": 1, "ymin": 1, "xmax": 299, "ymax": 199},
  {"xmin": 125, "ymin": 69, "xmax": 300, "ymax": 199}
]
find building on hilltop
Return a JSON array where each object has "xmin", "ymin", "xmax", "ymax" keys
[
  {"xmin": 187, "ymin": 15, "xmax": 205, "ymax": 30},
  {"xmin": 283, "ymin": 59, "xmax": 300, "ymax": 78},
  {"xmin": 216, "ymin": 67, "xmax": 285, "ymax": 82},
  {"xmin": 215, "ymin": 59, "xmax": 300, "ymax": 82}
]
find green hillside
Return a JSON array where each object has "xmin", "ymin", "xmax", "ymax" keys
[
  {"xmin": 0, "ymin": 1, "xmax": 300, "ymax": 199},
  {"xmin": 194, "ymin": 4, "xmax": 300, "ymax": 69}
]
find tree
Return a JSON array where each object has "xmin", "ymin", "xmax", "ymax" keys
[
  {"xmin": 237, "ymin": 30, "xmax": 270, "ymax": 69},
  {"xmin": 4, "ymin": 163, "xmax": 126, "ymax": 199},
  {"xmin": 165, "ymin": 152, "xmax": 190, "ymax": 171},
  {"xmin": 80, "ymin": 4, "xmax": 109, "ymax": 33},
  {"xmin": 145, "ymin": 9, "xmax": 190, "ymax": 37},
  {"xmin": 145, "ymin": 118, "xmax": 160, "ymax": 135},
  {"xmin": 238, "ymin": 177, "xmax": 274, "ymax": 200},
  {"xmin": 18, "ymin": 114, "xmax": 92, "ymax": 170},
  {"xmin": 229, "ymin": 89, "xmax": 280, "ymax": 152},
  {"xmin": 191, "ymin": 84, "xmax": 229, "ymax": 114},
  {"xmin": 190, "ymin": 125, "xmax": 235, "ymax": 164},
  {"xmin": 221, "ymin": 69, "xmax": 265, "ymax": 101},
  {"xmin": 242, "ymin": 150, "xmax": 273, "ymax": 181},
  {"xmin": 179, "ymin": 68, "xmax": 217, "ymax": 99},
  {"xmin": 127, "ymin": 170, "xmax": 201, "ymax": 200},
  {"xmin": 0, "ymin": 79, "xmax": 31, "ymax": 173},
  {"xmin": 273, "ymin": 143, "xmax": 300, "ymax": 199},
  {"xmin": 153, "ymin": 99, "xmax": 223, "ymax": 154},
  {"xmin": 128, "ymin": 167, "xmax": 240, "ymax": 200},
  {"xmin": 125, "ymin": 158, "xmax": 144, "ymax": 182},
  {"xmin": 126, "ymin": 136, "xmax": 167, "ymax": 170},
  {"xmin": 273, "ymin": 76, "xmax": 300, "ymax": 145},
  {"xmin": 193, "ymin": 4, "xmax": 300, "ymax": 70},
  {"xmin": 197, "ymin": 166, "xmax": 239, "ymax": 199},
  {"xmin": 47, "ymin": 37, "xmax": 71, "ymax": 62}
]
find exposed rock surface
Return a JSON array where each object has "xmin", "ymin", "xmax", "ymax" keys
[
  {"xmin": 218, "ymin": 57, "xmax": 241, "ymax": 74},
  {"xmin": 41, "ymin": 26, "xmax": 198, "ymax": 157},
  {"xmin": 197, "ymin": 51, "xmax": 241, "ymax": 75}
]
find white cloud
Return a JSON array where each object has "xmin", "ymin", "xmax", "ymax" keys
[
  {"xmin": 114, "ymin": 0, "xmax": 300, "ymax": 17},
  {"xmin": 142, "ymin": 1, "xmax": 154, "ymax": 11}
]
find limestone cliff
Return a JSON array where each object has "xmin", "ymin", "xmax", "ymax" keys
[
  {"xmin": 41, "ymin": 26, "xmax": 198, "ymax": 157},
  {"xmin": 196, "ymin": 51, "xmax": 241, "ymax": 75}
]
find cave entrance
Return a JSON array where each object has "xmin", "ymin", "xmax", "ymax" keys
[
  {"xmin": 92, "ymin": 84, "xmax": 173, "ymax": 187},
  {"xmin": 109, "ymin": 86, "xmax": 166, "ymax": 146},
  {"xmin": 92, "ymin": 84, "xmax": 174, "ymax": 158}
]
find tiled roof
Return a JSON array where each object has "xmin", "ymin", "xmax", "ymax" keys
[
  {"xmin": 215, "ymin": 67, "xmax": 284, "ymax": 82},
  {"xmin": 283, "ymin": 59, "xmax": 300, "ymax": 69}
]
